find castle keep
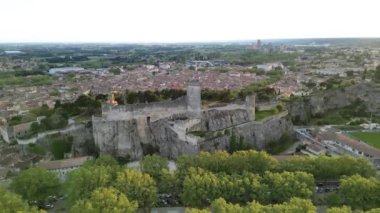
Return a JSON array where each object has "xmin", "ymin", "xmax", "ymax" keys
[{"xmin": 92, "ymin": 82, "xmax": 291, "ymax": 160}]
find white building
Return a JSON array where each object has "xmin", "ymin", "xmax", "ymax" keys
[
  {"xmin": 256, "ymin": 63, "xmax": 284, "ymax": 71},
  {"xmin": 36, "ymin": 156, "xmax": 92, "ymax": 180}
]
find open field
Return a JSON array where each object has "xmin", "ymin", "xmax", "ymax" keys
[
  {"xmin": 0, "ymin": 72, "xmax": 54, "ymax": 87},
  {"xmin": 350, "ymin": 131, "xmax": 380, "ymax": 149}
]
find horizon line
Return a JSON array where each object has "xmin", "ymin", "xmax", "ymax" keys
[{"xmin": 1, "ymin": 37, "xmax": 380, "ymax": 45}]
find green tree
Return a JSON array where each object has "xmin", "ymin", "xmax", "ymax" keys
[
  {"xmin": 228, "ymin": 131, "xmax": 238, "ymax": 153},
  {"xmin": 339, "ymin": 175, "xmax": 380, "ymax": 210},
  {"xmin": 277, "ymin": 155, "xmax": 376, "ymax": 180},
  {"xmin": 177, "ymin": 150, "xmax": 278, "ymax": 177},
  {"xmin": 327, "ymin": 206, "xmax": 353, "ymax": 213},
  {"xmin": 211, "ymin": 198, "xmax": 243, "ymax": 213},
  {"xmin": 10, "ymin": 168, "xmax": 60, "ymax": 202},
  {"xmin": 189, "ymin": 197, "xmax": 316, "ymax": 213},
  {"xmin": 114, "ymin": 169, "xmax": 157, "ymax": 211},
  {"xmin": 157, "ymin": 169, "xmax": 180, "ymax": 195},
  {"xmin": 181, "ymin": 167, "xmax": 267, "ymax": 207},
  {"xmin": 263, "ymin": 171, "xmax": 314, "ymax": 203},
  {"xmin": 270, "ymin": 197, "xmax": 316, "ymax": 212},
  {"xmin": 50, "ymin": 135, "xmax": 73, "ymax": 160},
  {"xmin": 140, "ymin": 154, "xmax": 168, "ymax": 180},
  {"xmin": 185, "ymin": 208, "xmax": 210, "ymax": 213},
  {"xmin": 65, "ymin": 165, "xmax": 115, "ymax": 206},
  {"xmin": 0, "ymin": 187, "xmax": 42, "ymax": 213},
  {"xmin": 71, "ymin": 187, "xmax": 138, "ymax": 213},
  {"xmin": 374, "ymin": 65, "xmax": 380, "ymax": 82},
  {"xmin": 181, "ymin": 167, "xmax": 223, "ymax": 207}
]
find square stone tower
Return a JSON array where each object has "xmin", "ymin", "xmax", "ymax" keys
[
  {"xmin": 186, "ymin": 80, "xmax": 201, "ymax": 118},
  {"xmin": 245, "ymin": 94, "xmax": 256, "ymax": 121}
]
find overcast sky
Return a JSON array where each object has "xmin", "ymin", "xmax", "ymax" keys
[{"xmin": 0, "ymin": 0, "xmax": 379, "ymax": 43}]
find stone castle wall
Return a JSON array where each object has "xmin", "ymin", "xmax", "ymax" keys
[
  {"xmin": 93, "ymin": 108, "xmax": 292, "ymax": 160},
  {"xmin": 102, "ymin": 97, "xmax": 188, "ymax": 121},
  {"xmin": 93, "ymin": 83, "xmax": 293, "ymax": 160}
]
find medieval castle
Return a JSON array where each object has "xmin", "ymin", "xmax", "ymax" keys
[{"xmin": 92, "ymin": 81, "xmax": 291, "ymax": 160}]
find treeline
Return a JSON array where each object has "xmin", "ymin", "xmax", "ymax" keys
[
  {"xmin": 112, "ymin": 86, "xmax": 279, "ymax": 106},
  {"xmin": 182, "ymin": 168, "xmax": 314, "ymax": 207},
  {"xmin": 114, "ymin": 89, "xmax": 186, "ymax": 104},
  {"xmin": 14, "ymin": 70, "xmax": 47, "ymax": 76},
  {"xmin": 46, "ymin": 56, "xmax": 89, "ymax": 63},
  {"xmin": 187, "ymin": 197, "xmax": 380, "ymax": 213},
  {"xmin": 3, "ymin": 152, "xmax": 380, "ymax": 212},
  {"xmin": 176, "ymin": 151, "xmax": 375, "ymax": 180},
  {"xmin": 188, "ymin": 174, "xmax": 380, "ymax": 212},
  {"xmin": 201, "ymin": 89, "xmax": 235, "ymax": 103}
]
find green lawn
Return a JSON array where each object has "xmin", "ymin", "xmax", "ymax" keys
[
  {"xmin": 0, "ymin": 73, "xmax": 54, "ymax": 87},
  {"xmin": 255, "ymin": 108, "xmax": 280, "ymax": 121},
  {"xmin": 350, "ymin": 131, "xmax": 380, "ymax": 149}
]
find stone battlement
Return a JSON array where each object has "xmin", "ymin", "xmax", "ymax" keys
[
  {"xmin": 101, "ymin": 96, "xmax": 188, "ymax": 121},
  {"xmin": 100, "ymin": 82, "xmax": 202, "ymax": 121}
]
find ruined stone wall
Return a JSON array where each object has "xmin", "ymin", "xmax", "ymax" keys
[
  {"xmin": 199, "ymin": 111, "xmax": 293, "ymax": 152},
  {"xmin": 33, "ymin": 123, "xmax": 94, "ymax": 157},
  {"xmin": 287, "ymin": 83, "xmax": 380, "ymax": 123}
]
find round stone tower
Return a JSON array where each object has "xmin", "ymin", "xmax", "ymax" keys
[{"xmin": 186, "ymin": 80, "xmax": 201, "ymax": 118}]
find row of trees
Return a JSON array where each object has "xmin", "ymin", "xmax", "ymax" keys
[
  {"xmin": 114, "ymin": 89, "xmax": 186, "ymax": 104},
  {"xmin": 187, "ymin": 197, "xmax": 380, "ymax": 213},
  {"xmin": 4, "ymin": 153, "xmax": 380, "ymax": 211},
  {"xmin": 187, "ymin": 197, "xmax": 316, "ymax": 213},
  {"xmin": 176, "ymin": 151, "xmax": 376, "ymax": 180},
  {"xmin": 182, "ymin": 167, "xmax": 314, "ymax": 207}
]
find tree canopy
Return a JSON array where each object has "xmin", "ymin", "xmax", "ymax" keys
[
  {"xmin": 10, "ymin": 167, "xmax": 60, "ymax": 202},
  {"xmin": 71, "ymin": 187, "xmax": 138, "ymax": 213},
  {"xmin": 187, "ymin": 197, "xmax": 316, "ymax": 213},
  {"xmin": 114, "ymin": 169, "xmax": 157, "ymax": 210},
  {"xmin": 65, "ymin": 162, "xmax": 116, "ymax": 205},
  {"xmin": 66, "ymin": 155, "xmax": 157, "ymax": 210},
  {"xmin": 181, "ymin": 167, "xmax": 314, "ymax": 208},
  {"xmin": 177, "ymin": 151, "xmax": 375, "ymax": 181},
  {"xmin": 339, "ymin": 175, "xmax": 380, "ymax": 210},
  {"xmin": 140, "ymin": 154, "xmax": 168, "ymax": 181},
  {"xmin": 0, "ymin": 187, "xmax": 42, "ymax": 213}
]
